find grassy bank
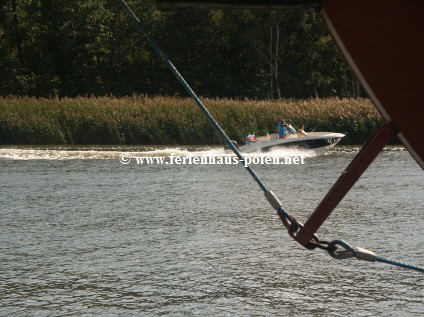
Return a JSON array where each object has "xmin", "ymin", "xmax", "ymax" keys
[{"xmin": 0, "ymin": 96, "xmax": 383, "ymax": 145}]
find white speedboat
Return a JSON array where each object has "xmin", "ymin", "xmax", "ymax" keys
[{"xmin": 236, "ymin": 132, "xmax": 345, "ymax": 155}]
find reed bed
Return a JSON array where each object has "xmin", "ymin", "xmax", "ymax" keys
[{"xmin": 0, "ymin": 96, "xmax": 383, "ymax": 145}]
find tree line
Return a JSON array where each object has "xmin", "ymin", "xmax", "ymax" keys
[{"xmin": 0, "ymin": 0, "xmax": 363, "ymax": 99}]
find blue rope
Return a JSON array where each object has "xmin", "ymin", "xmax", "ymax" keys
[
  {"xmin": 376, "ymin": 256, "xmax": 424, "ymax": 273},
  {"xmin": 328, "ymin": 240, "xmax": 424, "ymax": 274},
  {"xmin": 117, "ymin": 0, "xmax": 298, "ymax": 227},
  {"xmin": 118, "ymin": 1, "xmax": 423, "ymax": 274}
]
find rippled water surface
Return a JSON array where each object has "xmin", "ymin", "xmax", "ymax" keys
[{"xmin": 1, "ymin": 145, "xmax": 423, "ymax": 316}]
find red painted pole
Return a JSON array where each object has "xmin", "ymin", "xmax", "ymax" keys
[{"xmin": 295, "ymin": 122, "xmax": 397, "ymax": 246}]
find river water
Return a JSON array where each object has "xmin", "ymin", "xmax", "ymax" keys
[{"xmin": 1, "ymin": 145, "xmax": 423, "ymax": 316}]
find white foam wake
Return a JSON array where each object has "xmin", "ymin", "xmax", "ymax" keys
[{"xmin": 0, "ymin": 145, "xmax": 319, "ymax": 160}]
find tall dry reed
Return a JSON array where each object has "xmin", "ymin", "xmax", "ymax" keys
[{"xmin": 0, "ymin": 96, "xmax": 383, "ymax": 145}]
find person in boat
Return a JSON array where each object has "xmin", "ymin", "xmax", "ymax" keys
[
  {"xmin": 277, "ymin": 119, "xmax": 287, "ymax": 139},
  {"xmin": 245, "ymin": 133, "xmax": 257, "ymax": 144},
  {"xmin": 278, "ymin": 119, "xmax": 297, "ymax": 138},
  {"xmin": 297, "ymin": 124, "xmax": 308, "ymax": 137}
]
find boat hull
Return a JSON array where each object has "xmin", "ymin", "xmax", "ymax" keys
[{"xmin": 239, "ymin": 132, "xmax": 345, "ymax": 154}]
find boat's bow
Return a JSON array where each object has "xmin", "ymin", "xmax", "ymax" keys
[{"xmin": 240, "ymin": 132, "xmax": 345, "ymax": 153}]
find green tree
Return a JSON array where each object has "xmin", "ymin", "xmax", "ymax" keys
[{"xmin": 0, "ymin": 2, "xmax": 359, "ymax": 99}]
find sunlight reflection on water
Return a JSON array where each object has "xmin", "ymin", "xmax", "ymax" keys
[{"xmin": 0, "ymin": 145, "xmax": 422, "ymax": 316}]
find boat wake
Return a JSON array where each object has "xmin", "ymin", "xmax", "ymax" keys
[
  {"xmin": 0, "ymin": 145, "xmax": 405, "ymax": 161},
  {"xmin": 0, "ymin": 145, "xmax": 319, "ymax": 160}
]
